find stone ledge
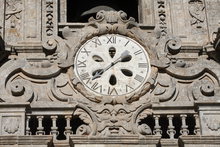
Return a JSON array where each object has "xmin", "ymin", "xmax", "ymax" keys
[
  {"xmin": 0, "ymin": 102, "xmax": 30, "ymax": 107},
  {"xmin": 0, "ymin": 135, "xmax": 53, "ymax": 145},
  {"xmin": 179, "ymin": 135, "xmax": 220, "ymax": 146},
  {"xmin": 159, "ymin": 139, "xmax": 178, "ymax": 147},
  {"xmin": 70, "ymin": 135, "xmax": 160, "ymax": 145}
]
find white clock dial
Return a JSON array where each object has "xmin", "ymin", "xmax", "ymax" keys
[{"xmin": 74, "ymin": 34, "xmax": 151, "ymax": 96}]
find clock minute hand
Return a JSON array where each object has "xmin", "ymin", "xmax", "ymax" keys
[
  {"xmin": 92, "ymin": 50, "xmax": 130, "ymax": 80},
  {"xmin": 112, "ymin": 50, "xmax": 130, "ymax": 65}
]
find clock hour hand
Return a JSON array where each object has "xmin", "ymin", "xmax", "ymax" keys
[
  {"xmin": 92, "ymin": 50, "xmax": 130, "ymax": 80},
  {"xmin": 92, "ymin": 63, "xmax": 113, "ymax": 80},
  {"xmin": 92, "ymin": 69, "xmax": 104, "ymax": 80}
]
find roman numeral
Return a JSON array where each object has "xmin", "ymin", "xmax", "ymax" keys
[
  {"xmin": 91, "ymin": 82, "xmax": 102, "ymax": 93},
  {"xmin": 126, "ymin": 85, "xmax": 134, "ymax": 92},
  {"xmin": 80, "ymin": 72, "xmax": 90, "ymax": 84},
  {"xmin": 106, "ymin": 36, "xmax": 116, "ymax": 44},
  {"xmin": 138, "ymin": 63, "xmax": 148, "ymax": 68},
  {"xmin": 108, "ymin": 87, "xmax": 118, "ymax": 95},
  {"xmin": 134, "ymin": 74, "xmax": 144, "ymax": 82},
  {"xmin": 124, "ymin": 41, "xmax": 130, "ymax": 46},
  {"xmin": 92, "ymin": 38, "xmax": 102, "ymax": 47},
  {"xmin": 81, "ymin": 48, "xmax": 91, "ymax": 56},
  {"xmin": 134, "ymin": 50, "xmax": 143, "ymax": 55},
  {"xmin": 77, "ymin": 60, "xmax": 86, "ymax": 68}
]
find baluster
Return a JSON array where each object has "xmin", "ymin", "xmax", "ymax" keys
[
  {"xmin": 153, "ymin": 115, "xmax": 162, "ymax": 136},
  {"xmin": 167, "ymin": 115, "xmax": 176, "ymax": 139},
  {"xmin": 64, "ymin": 115, "xmax": 73, "ymax": 138},
  {"xmin": 180, "ymin": 114, "xmax": 189, "ymax": 136},
  {"xmin": 36, "ymin": 116, "xmax": 45, "ymax": 135},
  {"xmin": 50, "ymin": 116, "xmax": 59, "ymax": 139},
  {"xmin": 26, "ymin": 116, "xmax": 31, "ymax": 135},
  {"xmin": 194, "ymin": 114, "xmax": 201, "ymax": 135}
]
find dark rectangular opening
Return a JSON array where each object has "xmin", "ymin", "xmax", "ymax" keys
[{"xmin": 67, "ymin": 0, "xmax": 138, "ymax": 22}]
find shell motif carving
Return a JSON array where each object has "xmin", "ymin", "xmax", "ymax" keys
[{"xmin": 3, "ymin": 117, "xmax": 20, "ymax": 134}]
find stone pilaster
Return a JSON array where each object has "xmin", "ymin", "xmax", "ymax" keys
[
  {"xmin": 196, "ymin": 102, "xmax": 220, "ymax": 135},
  {"xmin": 0, "ymin": 103, "xmax": 29, "ymax": 136}
]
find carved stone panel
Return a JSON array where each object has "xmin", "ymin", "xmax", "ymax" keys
[
  {"xmin": 199, "ymin": 105, "xmax": 220, "ymax": 135},
  {"xmin": 0, "ymin": 104, "xmax": 27, "ymax": 135},
  {"xmin": 138, "ymin": 0, "xmax": 155, "ymax": 26},
  {"xmin": 59, "ymin": 0, "xmax": 67, "ymax": 23},
  {"xmin": 23, "ymin": 0, "xmax": 42, "ymax": 42},
  {"xmin": 5, "ymin": 0, "xmax": 23, "ymax": 45},
  {"xmin": 167, "ymin": 0, "xmax": 209, "ymax": 45},
  {"xmin": 205, "ymin": 0, "xmax": 220, "ymax": 42},
  {"xmin": 0, "ymin": 0, "xmax": 5, "ymax": 38},
  {"xmin": 1, "ymin": 116, "xmax": 21, "ymax": 135},
  {"xmin": 169, "ymin": 0, "xmax": 189, "ymax": 39}
]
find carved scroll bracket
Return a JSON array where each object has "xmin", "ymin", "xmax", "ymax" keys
[
  {"xmin": 0, "ymin": 58, "xmax": 64, "ymax": 103},
  {"xmin": 132, "ymin": 104, "xmax": 152, "ymax": 137},
  {"xmin": 74, "ymin": 104, "xmax": 98, "ymax": 136}
]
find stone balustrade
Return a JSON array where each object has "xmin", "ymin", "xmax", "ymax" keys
[{"xmin": 25, "ymin": 113, "xmax": 200, "ymax": 140}]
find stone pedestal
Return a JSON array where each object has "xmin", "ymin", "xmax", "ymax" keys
[
  {"xmin": 70, "ymin": 135, "xmax": 160, "ymax": 147},
  {"xmin": 0, "ymin": 136, "xmax": 53, "ymax": 147},
  {"xmin": 196, "ymin": 102, "xmax": 220, "ymax": 135},
  {"xmin": 0, "ymin": 103, "xmax": 29, "ymax": 136},
  {"xmin": 179, "ymin": 136, "xmax": 220, "ymax": 147},
  {"xmin": 159, "ymin": 139, "xmax": 178, "ymax": 147}
]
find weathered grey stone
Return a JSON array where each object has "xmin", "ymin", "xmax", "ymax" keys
[
  {"xmin": 196, "ymin": 102, "xmax": 220, "ymax": 135},
  {"xmin": 0, "ymin": 0, "xmax": 220, "ymax": 146},
  {"xmin": 179, "ymin": 136, "xmax": 220, "ymax": 147},
  {"xmin": 0, "ymin": 135, "xmax": 53, "ymax": 147},
  {"xmin": 0, "ymin": 103, "xmax": 29, "ymax": 136},
  {"xmin": 70, "ymin": 135, "xmax": 160, "ymax": 147},
  {"xmin": 206, "ymin": 0, "xmax": 220, "ymax": 43}
]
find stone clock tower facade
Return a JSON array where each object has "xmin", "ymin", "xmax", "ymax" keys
[{"xmin": 0, "ymin": 0, "xmax": 220, "ymax": 147}]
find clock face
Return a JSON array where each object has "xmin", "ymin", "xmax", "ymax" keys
[{"xmin": 74, "ymin": 34, "xmax": 151, "ymax": 96}]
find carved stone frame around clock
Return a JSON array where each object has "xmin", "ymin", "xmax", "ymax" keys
[
  {"xmin": 58, "ymin": 11, "xmax": 157, "ymax": 103},
  {"xmin": 44, "ymin": 11, "xmax": 159, "ymax": 104}
]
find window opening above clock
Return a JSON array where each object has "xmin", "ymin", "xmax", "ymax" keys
[{"xmin": 66, "ymin": 0, "xmax": 138, "ymax": 22}]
